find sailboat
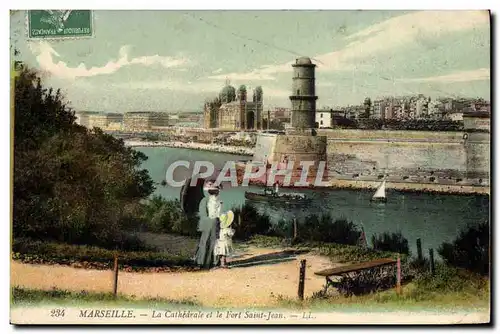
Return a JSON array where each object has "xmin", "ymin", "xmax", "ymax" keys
[{"xmin": 371, "ymin": 179, "xmax": 387, "ymax": 203}]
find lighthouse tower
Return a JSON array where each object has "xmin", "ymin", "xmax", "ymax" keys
[
  {"xmin": 289, "ymin": 57, "xmax": 318, "ymax": 134},
  {"xmin": 251, "ymin": 56, "xmax": 327, "ymax": 186}
]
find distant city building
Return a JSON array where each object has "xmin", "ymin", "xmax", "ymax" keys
[
  {"xmin": 446, "ymin": 111, "xmax": 464, "ymax": 121},
  {"xmin": 168, "ymin": 114, "xmax": 180, "ymax": 126},
  {"xmin": 203, "ymin": 83, "xmax": 263, "ymax": 130},
  {"xmin": 335, "ymin": 95, "xmax": 489, "ymax": 122},
  {"xmin": 123, "ymin": 112, "xmax": 169, "ymax": 132},
  {"xmin": 471, "ymin": 101, "xmax": 491, "ymax": 113},
  {"xmin": 87, "ymin": 114, "xmax": 108, "ymax": 129},
  {"xmin": 175, "ymin": 122, "xmax": 202, "ymax": 128},
  {"xmin": 88, "ymin": 113, "xmax": 123, "ymax": 130},
  {"xmin": 428, "ymin": 100, "xmax": 442, "ymax": 119},
  {"xmin": 270, "ymin": 107, "xmax": 291, "ymax": 123},
  {"xmin": 372, "ymin": 100, "xmax": 385, "ymax": 119},
  {"xmin": 178, "ymin": 112, "xmax": 202, "ymax": 124},
  {"xmin": 75, "ymin": 111, "xmax": 99, "ymax": 127},
  {"xmin": 316, "ymin": 109, "xmax": 334, "ymax": 128}
]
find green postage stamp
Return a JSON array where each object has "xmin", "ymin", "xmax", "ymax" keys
[{"xmin": 27, "ymin": 10, "xmax": 93, "ymax": 39}]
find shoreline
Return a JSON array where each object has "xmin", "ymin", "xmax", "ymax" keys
[
  {"xmin": 241, "ymin": 178, "xmax": 490, "ymax": 196},
  {"xmin": 124, "ymin": 140, "xmax": 254, "ymax": 156},
  {"xmin": 125, "ymin": 141, "xmax": 489, "ymax": 196},
  {"xmin": 326, "ymin": 178, "xmax": 489, "ymax": 196},
  {"xmin": 234, "ymin": 170, "xmax": 489, "ymax": 196}
]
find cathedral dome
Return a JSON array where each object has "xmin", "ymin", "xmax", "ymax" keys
[{"xmin": 219, "ymin": 84, "xmax": 236, "ymax": 103}]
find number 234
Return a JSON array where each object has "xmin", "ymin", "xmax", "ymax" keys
[{"xmin": 50, "ymin": 309, "xmax": 65, "ymax": 317}]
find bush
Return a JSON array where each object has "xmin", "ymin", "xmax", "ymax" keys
[
  {"xmin": 371, "ymin": 231, "xmax": 410, "ymax": 255},
  {"xmin": 301, "ymin": 214, "xmax": 361, "ymax": 245},
  {"xmin": 413, "ymin": 263, "xmax": 487, "ymax": 293},
  {"xmin": 268, "ymin": 218, "xmax": 294, "ymax": 239},
  {"xmin": 438, "ymin": 222, "xmax": 489, "ymax": 276},
  {"xmin": 142, "ymin": 196, "xmax": 198, "ymax": 237},
  {"xmin": 231, "ymin": 203, "xmax": 272, "ymax": 240},
  {"xmin": 314, "ymin": 242, "xmax": 400, "ymax": 263}
]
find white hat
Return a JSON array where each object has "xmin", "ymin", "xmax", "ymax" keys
[{"xmin": 219, "ymin": 210, "xmax": 234, "ymax": 229}]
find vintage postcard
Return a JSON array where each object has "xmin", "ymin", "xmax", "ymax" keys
[{"xmin": 9, "ymin": 9, "xmax": 491, "ymax": 325}]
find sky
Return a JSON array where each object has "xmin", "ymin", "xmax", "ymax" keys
[{"xmin": 10, "ymin": 10, "xmax": 491, "ymax": 113}]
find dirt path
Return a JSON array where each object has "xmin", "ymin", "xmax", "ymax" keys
[{"xmin": 11, "ymin": 246, "xmax": 338, "ymax": 308}]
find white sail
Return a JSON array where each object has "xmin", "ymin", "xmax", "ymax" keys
[{"xmin": 372, "ymin": 180, "xmax": 386, "ymax": 199}]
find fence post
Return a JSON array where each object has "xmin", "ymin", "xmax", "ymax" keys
[
  {"xmin": 416, "ymin": 238, "xmax": 423, "ymax": 262},
  {"xmin": 113, "ymin": 253, "xmax": 119, "ymax": 298},
  {"xmin": 396, "ymin": 254, "xmax": 402, "ymax": 295},
  {"xmin": 429, "ymin": 248, "xmax": 435, "ymax": 275},
  {"xmin": 298, "ymin": 259, "xmax": 306, "ymax": 300}
]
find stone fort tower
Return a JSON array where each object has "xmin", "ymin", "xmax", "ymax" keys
[
  {"xmin": 290, "ymin": 57, "xmax": 318, "ymax": 133},
  {"xmin": 252, "ymin": 56, "xmax": 327, "ymax": 182}
]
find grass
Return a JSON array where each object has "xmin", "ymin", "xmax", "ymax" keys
[
  {"xmin": 13, "ymin": 282, "xmax": 488, "ymax": 313},
  {"xmin": 246, "ymin": 235, "xmax": 489, "ymax": 312},
  {"xmin": 247, "ymin": 235, "xmax": 403, "ymax": 263},
  {"xmin": 12, "ymin": 238, "xmax": 194, "ymax": 271},
  {"xmin": 11, "ymin": 233, "xmax": 490, "ymax": 312},
  {"xmin": 272, "ymin": 285, "xmax": 490, "ymax": 312},
  {"xmin": 245, "ymin": 235, "xmax": 290, "ymax": 249},
  {"xmin": 273, "ymin": 262, "xmax": 490, "ymax": 312},
  {"xmin": 11, "ymin": 287, "xmax": 199, "ymax": 308}
]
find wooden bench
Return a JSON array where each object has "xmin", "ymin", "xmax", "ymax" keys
[{"xmin": 315, "ymin": 258, "xmax": 397, "ymax": 294}]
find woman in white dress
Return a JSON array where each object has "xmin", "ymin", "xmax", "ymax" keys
[
  {"xmin": 214, "ymin": 210, "xmax": 235, "ymax": 269},
  {"xmin": 194, "ymin": 181, "xmax": 222, "ymax": 269}
]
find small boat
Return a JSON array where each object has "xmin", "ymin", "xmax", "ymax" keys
[
  {"xmin": 245, "ymin": 189, "xmax": 311, "ymax": 205},
  {"xmin": 371, "ymin": 180, "xmax": 387, "ymax": 203},
  {"xmin": 244, "ymin": 159, "xmax": 311, "ymax": 205}
]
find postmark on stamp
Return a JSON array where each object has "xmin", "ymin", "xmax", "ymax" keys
[{"xmin": 27, "ymin": 10, "xmax": 93, "ymax": 39}]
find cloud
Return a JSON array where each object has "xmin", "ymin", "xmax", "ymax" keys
[
  {"xmin": 112, "ymin": 78, "xmax": 290, "ymax": 100},
  {"xmin": 295, "ymin": 11, "xmax": 488, "ymax": 73},
  {"xmin": 315, "ymin": 10, "xmax": 489, "ymax": 71},
  {"xmin": 207, "ymin": 71, "xmax": 277, "ymax": 81},
  {"xmin": 113, "ymin": 79, "xmax": 222, "ymax": 94},
  {"xmin": 398, "ymin": 68, "xmax": 490, "ymax": 83},
  {"xmin": 212, "ymin": 68, "xmax": 223, "ymax": 74},
  {"xmin": 29, "ymin": 41, "xmax": 190, "ymax": 80},
  {"xmin": 206, "ymin": 11, "xmax": 489, "ymax": 81}
]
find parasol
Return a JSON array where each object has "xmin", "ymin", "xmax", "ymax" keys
[{"xmin": 180, "ymin": 176, "xmax": 206, "ymax": 216}]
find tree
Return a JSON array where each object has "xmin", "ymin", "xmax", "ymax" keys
[{"xmin": 13, "ymin": 67, "xmax": 154, "ymax": 249}]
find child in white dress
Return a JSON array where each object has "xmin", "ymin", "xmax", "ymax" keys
[{"xmin": 214, "ymin": 210, "xmax": 235, "ymax": 268}]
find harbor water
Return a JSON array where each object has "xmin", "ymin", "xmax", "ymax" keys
[{"xmin": 137, "ymin": 146, "xmax": 490, "ymax": 258}]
